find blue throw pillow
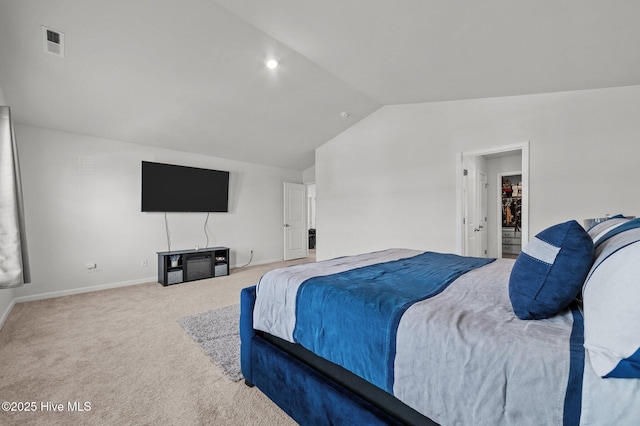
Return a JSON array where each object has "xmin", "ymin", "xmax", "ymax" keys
[{"xmin": 509, "ymin": 220, "xmax": 594, "ymax": 320}]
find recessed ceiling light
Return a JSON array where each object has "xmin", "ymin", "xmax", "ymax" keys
[{"xmin": 266, "ymin": 59, "xmax": 279, "ymax": 69}]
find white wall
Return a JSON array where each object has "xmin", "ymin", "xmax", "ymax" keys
[
  {"xmin": 14, "ymin": 124, "xmax": 302, "ymax": 300},
  {"xmin": 303, "ymin": 165, "xmax": 316, "ymax": 184},
  {"xmin": 0, "ymin": 81, "xmax": 16, "ymax": 326},
  {"xmin": 316, "ymin": 85, "xmax": 640, "ymax": 260}
]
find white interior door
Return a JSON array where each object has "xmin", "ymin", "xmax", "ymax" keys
[
  {"xmin": 283, "ymin": 182, "xmax": 307, "ymax": 260},
  {"xmin": 478, "ymin": 171, "xmax": 488, "ymax": 257},
  {"xmin": 463, "ymin": 158, "xmax": 477, "ymax": 256},
  {"xmin": 463, "ymin": 158, "xmax": 488, "ymax": 257}
]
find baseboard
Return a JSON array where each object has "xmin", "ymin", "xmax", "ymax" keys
[
  {"xmin": 7, "ymin": 255, "xmax": 294, "ymax": 312},
  {"xmin": 10, "ymin": 259, "xmax": 283, "ymax": 305},
  {"xmin": 231, "ymin": 257, "xmax": 283, "ymax": 269},
  {"xmin": 14, "ymin": 276, "xmax": 157, "ymax": 304},
  {"xmin": 0, "ymin": 297, "xmax": 16, "ymax": 330},
  {"xmin": 2, "ymin": 257, "xmax": 293, "ymax": 329}
]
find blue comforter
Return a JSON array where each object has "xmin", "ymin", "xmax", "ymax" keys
[{"xmin": 293, "ymin": 252, "xmax": 494, "ymax": 393}]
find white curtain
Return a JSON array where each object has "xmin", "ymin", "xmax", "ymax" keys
[{"xmin": 0, "ymin": 106, "xmax": 30, "ymax": 288}]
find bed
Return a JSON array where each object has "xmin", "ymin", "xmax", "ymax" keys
[{"xmin": 240, "ymin": 218, "xmax": 640, "ymax": 425}]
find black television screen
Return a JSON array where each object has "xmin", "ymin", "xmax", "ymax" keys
[{"xmin": 141, "ymin": 161, "xmax": 229, "ymax": 212}]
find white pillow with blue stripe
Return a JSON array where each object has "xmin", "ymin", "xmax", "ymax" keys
[
  {"xmin": 509, "ymin": 220, "xmax": 594, "ymax": 320},
  {"xmin": 587, "ymin": 215, "xmax": 630, "ymax": 244},
  {"xmin": 583, "ymin": 218, "xmax": 640, "ymax": 378}
]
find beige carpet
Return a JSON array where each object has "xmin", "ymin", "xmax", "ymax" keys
[{"xmin": 0, "ymin": 255, "xmax": 315, "ymax": 426}]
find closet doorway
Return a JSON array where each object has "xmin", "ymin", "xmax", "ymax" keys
[
  {"xmin": 456, "ymin": 142, "xmax": 529, "ymax": 258},
  {"xmin": 499, "ymin": 172, "xmax": 522, "ymax": 259}
]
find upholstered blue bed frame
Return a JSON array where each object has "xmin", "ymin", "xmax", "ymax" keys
[{"xmin": 240, "ymin": 286, "xmax": 436, "ymax": 426}]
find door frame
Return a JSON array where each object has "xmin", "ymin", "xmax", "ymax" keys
[{"xmin": 456, "ymin": 141, "xmax": 529, "ymax": 256}]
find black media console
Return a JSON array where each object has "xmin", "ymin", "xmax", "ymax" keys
[{"xmin": 157, "ymin": 247, "xmax": 230, "ymax": 286}]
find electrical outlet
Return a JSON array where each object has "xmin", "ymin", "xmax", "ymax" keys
[
  {"xmin": 85, "ymin": 262, "xmax": 101, "ymax": 273},
  {"xmin": 141, "ymin": 259, "xmax": 148, "ymax": 267}
]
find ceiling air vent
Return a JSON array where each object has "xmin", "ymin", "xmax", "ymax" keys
[{"xmin": 42, "ymin": 26, "xmax": 65, "ymax": 57}]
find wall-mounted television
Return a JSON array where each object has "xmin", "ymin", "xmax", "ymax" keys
[{"xmin": 141, "ymin": 161, "xmax": 229, "ymax": 212}]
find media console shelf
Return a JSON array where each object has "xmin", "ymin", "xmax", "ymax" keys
[{"xmin": 157, "ymin": 246, "xmax": 230, "ymax": 286}]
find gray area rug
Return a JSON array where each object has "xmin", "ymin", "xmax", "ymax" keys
[{"xmin": 178, "ymin": 304, "xmax": 243, "ymax": 382}]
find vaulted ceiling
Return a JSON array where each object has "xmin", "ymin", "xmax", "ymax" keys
[{"xmin": 1, "ymin": 1, "xmax": 639, "ymax": 170}]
